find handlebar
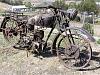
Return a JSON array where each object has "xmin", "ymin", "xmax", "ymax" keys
[
  {"xmin": 47, "ymin": 5, "xmax": 58, "ymax": 9},
  {"xmin": 47, "ymin": 5, "xmax": 59, "ymax": 14},
  {"xmin": 34, "ymin": 5, "xmax": 58, "ymax": 9},
  {"xmin": 35, "ymin": 5, "xmax": 78, "ymax": 20},
  {"xmin": 35, "ymin": 5, "xmax": 60, "ymax": 15}
]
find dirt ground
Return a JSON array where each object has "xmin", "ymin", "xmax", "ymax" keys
[
  {"xmin": 0, "ymin": 19, "xmax": 100, "ymax": 75},
  {"xmin": 0, "ymin": 43, "xmax": 100, "ymax": 75}
]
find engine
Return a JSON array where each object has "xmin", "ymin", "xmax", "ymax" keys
[
  {"xmin": 34, "ymin": 30, "xmax": 44, "ymax": 42},
  {"xmin": 27, "ymin": 14, "xmax": 56, "ymax": 31},
  {"xmin": 17, "ymin": 30, "xmax": 44, "ymax": 54}
]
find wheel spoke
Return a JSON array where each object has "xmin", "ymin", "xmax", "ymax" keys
[
  {"xmin": 57, "ymin": 29, "xmax": 92, "ymax": 69},
  {"xmin": 3, "ymin": 18, "xmax": 20, "ymax": 47}
]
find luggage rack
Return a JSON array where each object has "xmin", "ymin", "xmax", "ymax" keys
[{"xmin": 4, "ymin": 11, "xmax": 28, "ymax": 21}]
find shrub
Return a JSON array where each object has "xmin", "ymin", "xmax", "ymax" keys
[
  {"xmin": 85, "ymin": 17, "xmax": 93, "ymax": 24},
  {"xmin": 97, "ymin": 39, "xmax": 100, "ymax": 44},
  {"xmin": 68, "ymin": 2, "xmax": 77, "ymax": 9},
  {"xmin": 52, "ymin": 0, "xmax": 68, "ymax": 10},
  {"xmin": 0, "ymin": 0, "xmax": 23, "ymax": 5},
  {"xmin": 82, "ymin": 23, "xmax": 94, "ymax": 36}
]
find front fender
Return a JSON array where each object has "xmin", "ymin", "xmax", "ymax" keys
[
  {"xmin": 51, "ymin": 26, "xmax": 95, "ymax": 52},
  {"xmin": 66, "ymin": 27, "xmax": 95, "ymax": 42}
]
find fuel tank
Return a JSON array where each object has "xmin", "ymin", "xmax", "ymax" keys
[{"xmin": 27, "ymin": 13, "xmax": 56, "ymax": 30}]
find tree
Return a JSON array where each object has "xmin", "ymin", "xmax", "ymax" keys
[
  {"xmin": 68, "ymin": 2, "xmax": 77, "ymax": 9},
  {"xmin": 24, "ymin": 1, "xmax": 34, "ymax": 11},
  {"xmin": 24, "ymin": 2, "xmax": 33, "ymax": 8},
  {"xmin": 0, "ymin": 0, "xmax": 23, "ymax": 5},
  {"xmin": 78, "ymin": 0, "xmax": 98, "ymax": 14},
  {"xmin": 53, "ymin": 0, "xmax": 68, "ymax": 10}
]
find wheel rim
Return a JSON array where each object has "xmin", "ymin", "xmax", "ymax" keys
[
  {"xmin": 57, "ymin": 29, "xmax": 92, "ymax": 69},
  {"xmin": 3, "ymin": 18, "xmax": 20, "ymax": 47}
]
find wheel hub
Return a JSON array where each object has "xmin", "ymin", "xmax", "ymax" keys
[
  {"xmin": 65, "ymin": 45, "xmax": 80, "ymax": 59},
  {"xmin": 5, "ymin": 27, "xmax": 18, "ymax": 38}
]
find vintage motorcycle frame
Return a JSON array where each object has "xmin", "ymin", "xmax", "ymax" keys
[{"xmin": 0, "ymin": 6, "xmax": 95, "ymax": 70}]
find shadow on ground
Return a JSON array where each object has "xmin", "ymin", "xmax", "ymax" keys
[
  {"xmin": 16, "ymin": 46, "xmax": 100, "ymax": 71},
  {"xmin": 79, "ymin": 51, "xmax": 100, "ymax": 71},
  {"xmin": 30, "ymin": 47, "xmax": 100, "ymax": 71},
  {"xmin": 32, "ymin": 49, "xmax": 100, "ymax": 71},
  {"xmin": 30, "ymin": 47, "xmax": 57, "ymax": 58}
]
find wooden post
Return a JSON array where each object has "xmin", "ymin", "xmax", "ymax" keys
[
  {"xmin": 91, "ymin": 12, "xmax": 94, "ymax": 24},
  {"xmin": 83, "ymin": 12, "xmax": 85, "ymax": 25}
]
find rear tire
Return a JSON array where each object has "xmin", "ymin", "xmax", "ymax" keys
[{"xmin": 2, "ymin": 18, "xmax": 20, "ymax": 47}]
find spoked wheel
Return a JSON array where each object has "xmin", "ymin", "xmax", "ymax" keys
[
  {"xmin": 57, "ymin": 29, "xmax": 92, "ymax": 70},
  {"xmin": 2, "ymin": 18, "xmax": 20, "ymax": 47}
]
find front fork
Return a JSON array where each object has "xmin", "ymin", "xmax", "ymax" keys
[
  {"xmin": 63, "ymin": 20, "xmax": 75, "ymax": 45},
  {"xmin": 52, "ymin": 21, "xmax": 75, "ymax": 52}
]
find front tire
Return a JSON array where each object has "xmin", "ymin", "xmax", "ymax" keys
[{"xmin": 57, "ymin": 28, "xmax": 92, "ymax": 70}]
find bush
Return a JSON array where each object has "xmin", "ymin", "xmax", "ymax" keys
[
  {"xmin": 85, "ymin": 17, "xmax": 93, "ymax": 24},
  {"xmin": 53, "ymin": 0, "xmax": 68, "ymax": 10},
  {"xmin": 0, "ymin": 0, "xmax": 23, "ymax": 5},
  {"xmin": 68, "ymin": 2, "xmax": 77, "ymax": 9},
  {"xmin": 82, "ymin": 23, "xmax": 94, "ymax": 36},
  {"xmin": 97, "ymin": 39, "xmax": 100, "ymax": 44},
  {"xmin": 78, "ymin": 0, "xmax": 98, "ymax": 14},
  {"xmin": 0, "ymin": 13, "xmax": 5, "ymax": 16}
]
